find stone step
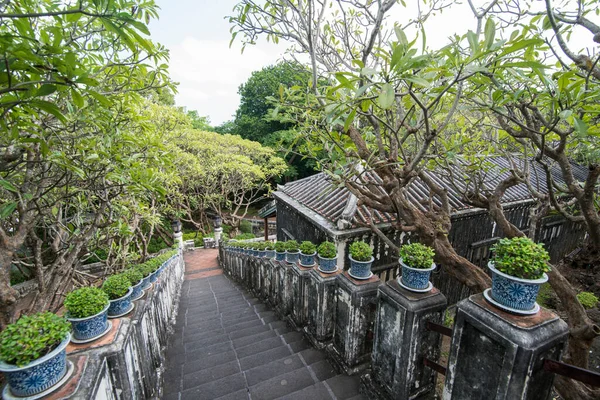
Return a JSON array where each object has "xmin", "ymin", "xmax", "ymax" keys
[
  {"xmin": 276, "ymin": 382, "xmax": 333, "ymax": 400},
  {"xmin": 181, "ymin": 371, "xmax": 246, "ymax": 400},
  {"xmin": 248, "ymin": 367, "xmax": 316, "ymax": 400},
  {"xmin": 244, "ymin": 354, "xmax": 305, "ymax": 387},
  {"xmin": 324, "ymin": 375, "xmax": 362, "ymax": 399}
]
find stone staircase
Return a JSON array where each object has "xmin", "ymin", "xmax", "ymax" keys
[{"xmin": 162, "ymin": 273, "xmax": 364, "ymax": 400}]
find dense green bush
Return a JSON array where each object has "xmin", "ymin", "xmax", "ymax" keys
[
  {"xmin": 265, "ymin": 241, "xmax": 275, "ymax": 250},
  {"xmin": 0, "ymin": 312, "xmax": 70, "ymax": 367},
  {"xmin": 135, "ymin": 263, "xmax": 153, "ymax": 278},
  {"xmin": 123, "ymin": 268, "xmax": 143, "ymax": 285},
  {"xmin": 240, "ymin": 219, "xmax": 253, "ymax": 234},
  {"xmin": 399, "ymin": 243, "xmax": 435, "ymax": 269},
  {"xmin": 299, "ymin": 241, "xmax": 316, "ymax": 255},
  {"xmin": 317, "ymin": 242, "xmax": 337, "ymax": 258},
  {"xmin": 235, "ymin": 233, "xmax": 256, "ymax": 240},
  {"xmin": 64, "ymin": 287, "xmax": 109, "ymax": 318},
  {"xmin": 285, "ymin": 240, "xmax": 299, "ymax": 252},
  {"xmin": 577, "ymin": 292, "xmax": 599, "ymax": 309},
  {"xmin": 349, "ymin": 241, "xmax": 373, "ymax": 261},
  {"xmin": 147, "ymin": 236, "xmax": 169, "ymax": 254},
  {"xmin": 102, "ymin": 274, "xmax": 131, "ymax": 300},
  {"xmin": 491, "ymin": 237, "xmax": 550, "ymax": 280},
  {"xmin": 275, "ymin": 241, "xmax": 286, "ymax": 252}
]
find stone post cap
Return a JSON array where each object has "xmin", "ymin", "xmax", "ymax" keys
[{"xmin": 173, "ymin": 232, "xmax": 183, "ymax": 239}]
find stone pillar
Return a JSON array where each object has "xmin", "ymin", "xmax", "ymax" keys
[
  {"xmin": 328, "ymin": 271, "xmax": 381, "ymax": 374},
  {"xmin": 259, "ymin": 259, "xmax": 273, "ymax": 302},
  {"xmin": 173, "ymin": 231, "xmax": 183, "ymax": 249},
  {"xmin": 289, "ymin": 263, "xmax": 314, "ymax": 330},
  {"xmin": 275, "ymin": 261, "xmax": 293, "ymax": 318},
  {"xmin": 214, "ymin": 227, "xmax": 223, "ymax": 246},
  {"xmin": 268, "ymin": 261, "xmax": 282, "ymax": 309},
  {"xmin": 443, "ymin": 294, "xmax": 569, "ymax": 400},
  {"xmin": 363, "ymin": 280, "xmax": 447, "ymax": 400},
  {"xmin": 305, "ymin": 268, "xmax": 342, "ymax": 348}
]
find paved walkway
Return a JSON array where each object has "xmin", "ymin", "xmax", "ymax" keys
[{"xmin": 162, "ymin": 249, "xmax": 364, "ymax": 400}]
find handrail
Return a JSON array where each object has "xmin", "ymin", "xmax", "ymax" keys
[
  {"xmin": 423, "ymin": 357, "xmax": 447, "ymax": 376},
  {"xmin": 426, "ymin": 321, "xmax": 453, "ymax": 337},
  {"xmin": 543, "ymin": 359, "xmax": 600, "ymax": 387}
]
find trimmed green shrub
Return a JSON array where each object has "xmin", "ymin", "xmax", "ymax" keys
[
  {"xmin": 317, "ymin": 242, "xmax": 337, "ymax": 258},
  {"xmin": 240, "ymin": 219, "xmax": 252, "ymax": 234},
  {"xmin": 235, "ymin": 233, "xmax": 256, "ymax": 240},
  {"xmin": 102, "ymin": 274, "xmax": 131, "ymax": 300},
  {"xmin": 577, "ymin": 292, "xmax": 599, "ymax": 309},
  {"xmin": 265, "ymin": 241, "xmax": 275, "ymax": 250},
  {"xmin": 299, "ymin": 241, "xmax": 316, "ymax": 255},
  {"xmin": 0, "ymin": 312, "xmax": 70, "ymax": 367},
  {"xmin": 349, "ymin": 241, "xmax": 373, "ymax": 261},
  {"xmin": 285, "ymin": 240, "xmax": 299, "ymax": 252},
  {"xmin": 491, "ymin": 237, "xmax": 550, "ymax": 280},
  {"xmin": 275, "ymin": 241, "xmax": 286, "ymax": 252},
  {"xmin": 399, "ymin": 243, "xmax": 435, "ymax": 269},
  {"xmin": 123, "ymin": 268, "xmax": 143, "ymax": 285},
  {"xmin": 64, "ymin": 287, "xmax": 109, "ymax": 319},
  {"xmin": 135, "ymin": 263, "xmax": 152, "ymax": 278}
]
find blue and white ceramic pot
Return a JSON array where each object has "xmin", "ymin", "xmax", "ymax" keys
[
  {"xmin": 107, "ymin": 287, "xmax": 133, "ymax": 318},
  {"xmin": 399, "ymin": 259, "xmax": 436, "ymax": 291},
  {"xmin": 286, "ymin": 250, "xmax": 300, "ymax": 264},
  {"xmin": 275, "ymin": 251, "xmax": 286, "ymax": 262},
  {"xmin": 265, "ymin": 249, "xmax": 276, "ymax": 259},
  {"xmin": 0, "ymin": 333, "xmax": 71, "ymax": 397},
  {"xmin": 258, "ymin": 250, "xmax": 266, "ymax": 258},
  {"xmin": 131, "ymin": 278, "xmax": 144, "ymax": 300},
  {"xmin": 299, "ymin": 252, "xmax": 316, "ymax": 267},
  {"xmin": 67, "ymin": 303, "xmax": 110, "ymax": 342},
  {"xmin": 488, "ymin": 262, "xmax": 548, "ymax": 311},
  {"xmin": 349, "ymin": 255, "xmax": 374, "ymax": 279},
  {"xmin": 141, "ymin": 274, "xmax": 152, "ymax": 290},
  {"xmin": 317, "ymin": 255, "xmax": 337, "ymax": 273},
  {"xmin": 148, "ymin": 268, "xmax": 159, "ymax": 283}
]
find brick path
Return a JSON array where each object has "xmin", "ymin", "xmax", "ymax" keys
[{"xmin": 162, "ymin": 249, "xmax": 364, "ymax": 400}]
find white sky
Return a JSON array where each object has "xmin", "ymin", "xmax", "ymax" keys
[{"xmin": 149, "ymin": 0, "xmax": 595, "ymax": 126}]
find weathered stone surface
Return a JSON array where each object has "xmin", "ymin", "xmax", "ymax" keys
[
  {"xmin": 305, "ymin": 268, "xmax": 342, "ymax": 347},
  {"xmin": 275, "ymin": 261, "xmax": 293, "ymax": 318},
  {"xmin": 443, "ymin": 294, "xmax": 569, "ymax": 400},
  {"xmin": 363, "ymin": 280, "xmax": 446, "ymax": 400},
  {"xmin": 328, "ymin": 271, "xmax": 381, "ymax": 374},
  {"xmin": 289, "ymin": 263, "xmax": 314, "ymax": 329}
]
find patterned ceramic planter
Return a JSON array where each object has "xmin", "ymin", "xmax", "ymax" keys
[
  {"xmin": 265, "ymin": 250, "xmax": 276, "ymax": 259},
  {"xmin": 141, "ymin": 274, "xmax": 152, "ymax": 290},
  {"xmin": 258, "ymin": 250, "xmax": 266, "ymax": 258},
  {"xmin": 131, "ymin": 278, "xmax": 144, "ymax": 300},
  {"xmin": 317, "ymin": 255, "xmax": 338, "ymax": 273},
  {"xmin": 0, "ymin": 333, "xmax": 71, "ymax": 397},
  {"xmin": 148, "ymin": 268, "xmax": 159, "ymax": 283},
  {"xmin": 286, "ymin": 250, "xmax": 300, "ymax": 264},
  {"xmin": 399, "ymin": 259, "xmax": 436, "ymax": 292},
  {"xmin": 488, "ymin": 262, "xmax": 548, "ymax": 312},
  {"xmin": 67, "ymin": 303, "xmax": 110, "ymax": 342},
  {"xmin": 349, "ymin": 255, "xmax": 374, "ymax": 279},
  {"xmin": 275, "ymin": 251, "xmax": 286, "ymax": 262},
  {"xmin": 107, "ymin": 287, "xmax": 133, "ymax": 318},
  {"xmin": 299, "ymin": 252, "xmax": 316, "ymax": 267}
]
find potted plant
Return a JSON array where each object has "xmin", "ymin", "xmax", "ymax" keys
[
  {"xmin": 275, "ymin": 241, "xmax": 286, "ymax": 261},
  {"xmin": 136, "ymin": 263, "xmax": 153, "ymax": 290},
  {"xmin": 265, "ymin": 242, "xmax": 276, "ymax": 259},
  {"xmin": 64, "ymin": 287, "xmax": 111, "ymax": 343},
  {"xmin": 102, "ymin": 274, "xmax": 134, "ymax": 318},
  {"xmin": 285, "ymin": 240, "xmax": 300, "ymax": 264},
  {"xmin": 348, "ymin": 241, "xmax": 374, "ymax": 279},
  {"xmin": 398, "ymin": 243, "xmax": 436, "ymax": 292},
  {"xmin": 487, "ymin": 237, "xmax": 550, "ymax": 313},
  {"xmin": 0, "ymin": 312, "xmax": 71, "ymax": 397},
  {"xmin": 123, "ymin": 268, "xmax": 145, "ymax": 300},
  {"xmin": 257, "ymin": 242, "xmax": 267, "ymax": 258},
  {"xmin": 317, "ymin": 241, "xmax": 338, "ymax": 273},
  {"xmin": 147, "ymin": 258, "xmax": 161, "ymax": 283},
  {"xmin": 299, "ymin": 241, "xmax": 317, "ymax": 267}
]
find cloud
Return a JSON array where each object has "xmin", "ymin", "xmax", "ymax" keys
[{"xmin": 169, "ymin": 37, "xmax": 284, "ymax": 125}]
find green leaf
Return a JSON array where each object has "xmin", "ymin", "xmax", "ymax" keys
[
  {"xmin": 0, "ymin": 179, "xmax": 18, "ymax": 192},
  {"xmin": 378, "ymin": 83, "xmax": 395, "ymax": 109},
  {"xmin": 395, "ymin": 26, "xmax": 408, "ymax": 46},
  {"xmin": 30, "ymin": 100, "xmax": 66, "ymax": 123},
  {"xmin": 87, "ymin": 91, "xmax": 112, "ymax": 107},
  {"xmin": 558, "ymin": 109, "xmax": 572, "ymax": 119},
  {"xmin": 574, "ymin": 118, "xmax": 588, "ymax": 136},
  {"xmin": 405, "ymin": 76, "xmax": 430, "ymax": 87},
  {"xmin": 499, "ymin": 38, "xmax": 543, "ymax": 56},
  {"xmin": 466, "ymin": 30, "xmax": 479, "ymax": 53},
  {"xmin": 36, "ymin": 84, "xmax": 57, "ymax": 97},
  {"xmin": 0, "ymin": 202, "xmax": 17, "ymax": 219},
  {"xmin": 71, "ymin": 89, "xmax": 84, "ymax": 108},
  {"xmin": 484, "ymin": 18, "xmax": 495, "ymax": 49},
  {"xmin": 343, "ymin": 109, "xmax": 356, "ymax": 132}
]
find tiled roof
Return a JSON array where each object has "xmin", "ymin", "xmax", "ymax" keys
[{"xmin": 276, "ymin": 157, "xmax": 588, "ymax": 228}]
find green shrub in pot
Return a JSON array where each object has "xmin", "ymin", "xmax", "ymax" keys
[
  {"xmin": 399, "ymin": 243, "xmax": 435, "ymax": 269},
  {"xmin": 275, "ymin": 241, "xmax": 286, "ymax": 252},
  {"xmin": 102, "ymin": 274, "xmax": 131, "ymax": 300},
  {"xmin": 491, "ymin": 237, "xmax": 550, "ymax": 280},
  {"xmin": 299, "ymin": 241, "xmax": 316, "ymax": 255},
  {"xmin": 64, "ymin": 287, "xmax": 109, "ymax": 319},
  {"xmin": 349, "ymin": 241, "xmax": 373, "ymax": 261},
  {"xmin": 317, "ymin": 241, "xmax": 337, "ymax": 259},
  {"xmin": 123, "ymin": 268, "xmax": 143, "ymax": 286},
  {"xmin": 285, "ymin": 240, "xmax": 299, "ymax": 252}
]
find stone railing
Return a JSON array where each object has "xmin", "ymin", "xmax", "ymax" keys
[
  {"xmin": 46, "ymin": 249, "xmax": 185, "ymax": 400},
  {"xmin": 219, "ymin": 246, "xmax": 572, "ymax": 400}
]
